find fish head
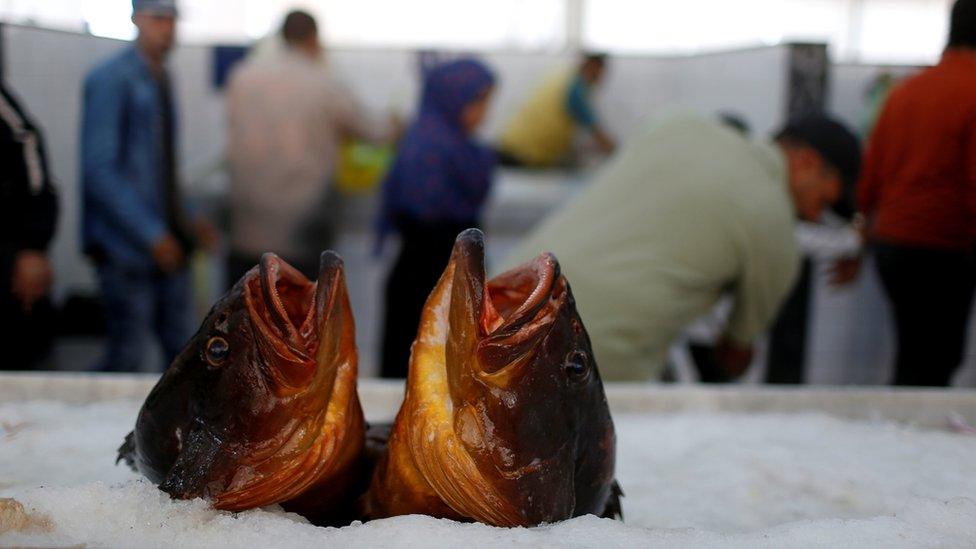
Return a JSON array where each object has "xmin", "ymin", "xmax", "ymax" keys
[
  {"xmin": 440, "ymin": 229, "xmax": 616, "ymax": 524},
  {"xmin": 138, "ymin": 251, "xmax": 363, "ymax": 508}
]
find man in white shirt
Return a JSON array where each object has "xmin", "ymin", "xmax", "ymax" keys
[{"xmin": 226, "ymin": 10, "xmax": 394, "ymax": 284}]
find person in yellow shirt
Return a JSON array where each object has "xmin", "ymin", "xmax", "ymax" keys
[{"xmin": 496, "ymin": 53, "xmax": 616, "ymax": 167}]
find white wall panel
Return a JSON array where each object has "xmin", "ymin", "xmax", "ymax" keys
[{"xmin": 10, "ymin": 25, "xmax": 967, "ymax": 385}]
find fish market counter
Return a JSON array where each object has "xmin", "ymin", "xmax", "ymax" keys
[
  {"xmin": 2, "ymin": 372, "xmax": 976, "ymax": 548},
  {"xmin": 2, "ymin": 372, "xmax": 974, "ymax": 426}
]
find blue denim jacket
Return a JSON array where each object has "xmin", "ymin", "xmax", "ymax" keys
[{"xmin": 81, "ymin": 47, "xmax": 193, "ymax": 270}]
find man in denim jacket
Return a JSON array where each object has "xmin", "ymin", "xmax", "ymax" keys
[{"xmin": 81, "ymin": 0, "xmax": 216, "ymax": 372}]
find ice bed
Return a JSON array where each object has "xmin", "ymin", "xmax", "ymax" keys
[{"xmin": 1, "ymin": 372, "xmax": 975, "ymax": 548}]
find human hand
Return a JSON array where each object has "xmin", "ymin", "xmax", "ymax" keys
[
  {"xmin": 829, "ymin": 256, "xmax": 862, "ymax": 287},
  {"xmin": 851, "ymin": 212, "xmax": 869, "ymax": 245},
  {"xmin": 389, "ymin": 113, "xmax": 405, "ymax": 141},
  {"xmin": 593, "ymin": 129, "xmax": 616, "ymax": 155},
  {"xmin": 11, "ymin": 250, "xmax": 52, "ymax": 312},
  {"xmin": 151, "ymin": 234, "xmax": 185, "ymax": 273},
  {"xmin": 193, "ymin": 217, "xmax": 220, "ymax": 254},
  {"xmin": 714, "ymin": 337, "xmax": 753, "ymax": 379}
]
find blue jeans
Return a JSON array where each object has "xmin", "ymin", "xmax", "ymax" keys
[{"xmin": 95, "ymin": 264, "xmax": 191, "ymax": 372}]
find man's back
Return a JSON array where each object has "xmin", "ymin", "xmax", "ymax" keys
[
  {"xmin": 226, "ymin": 50, "xmax": 378, "ymax": 256},
  {"xmin": 859, "ymin": 50, "xmax": 976, "ymax": 249},
  {"xmin": 498, "ymin": 69, "xmax": 576, "ymax": 166},
  {"xmin": 502, "ymin": 114, "xmax": 798, "ymax": 380},
  {"xmin": 228, "ymin": 52, "xmax": 350, "ymax": 194}
]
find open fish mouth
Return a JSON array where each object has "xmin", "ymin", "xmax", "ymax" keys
[
  {"xmin": 448, "ymin": 229, "xmax": 563, "ymax": 387},
  {"xmin": 209, "ymin": 250, "xmax": 360, "ymax": 510},
  {"xmin": 481, "ymin": 252, "xmax": 560, "ymax": 376},
  {"xmin": 246, "ymin": 252, "xmax": 346, "ymax": 391},
  {"xmin": 123, "ymin": 248, "xmax": 364, "ymax": 516},
  {"xmin": 365, "ymin": 229, "xmax": 618, "ymax": 526},
  {"xmin": 380, "ymin": 229, "xmax": 584, "ymax": 526}
]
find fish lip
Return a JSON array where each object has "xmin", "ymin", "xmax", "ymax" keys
[
  {"xmin": 247, "ymin": 252, "xmax": 346, "ymax": 389},
  {"xmin": 257, "ymin": 253, "xmax": 315, "ymax": 351},
  {"xmin": 483, "ymin": 254, "xmax": 561, "ymax": 370},
  {"xmin": 312, "ymin": 250, "xmax": 345, "ymax": 341},
  {"xmin": 451, "ymin": 229, "xmax": 559, "ymax": 337},
  {"xmin": 488, "ymin": 252, "xmax": 559, "ymax": 335},
  {"xmin": 450, "ymin": 230, "xmax": 560, "ymax": 381},
  {"xmin": 254, "ymin": 252, "xmax": 345, "ymax": 353}
]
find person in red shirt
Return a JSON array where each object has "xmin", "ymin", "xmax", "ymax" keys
[{"xmin": 857, "ymin": 0, "xmax": 976, "ymax": 386}]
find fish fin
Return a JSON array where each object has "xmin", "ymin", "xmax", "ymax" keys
[
  {"xmin": 116, "ymin": 431, "xmax": 137, "ymax": 471},
  {"xmin": 158, "ymin": 424, "xmax": 226, "ymax": 500},
  {"xmin": 601, "ymin": 480, "xmax": 625, "ymax": 521}
]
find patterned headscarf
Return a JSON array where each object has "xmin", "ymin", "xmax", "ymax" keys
[{"xmin": 376, "ymin": 58, "xmax": 496, "ymax": 250}]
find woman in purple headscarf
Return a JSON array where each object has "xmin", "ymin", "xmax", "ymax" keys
[{"xmin": 377, "ymin": 58, "xmax": 496, "ymax": 378}]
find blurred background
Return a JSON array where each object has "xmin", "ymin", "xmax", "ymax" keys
[{"xmin": 0, "ymin": 0, "xmax": 972, "ymax": 385}]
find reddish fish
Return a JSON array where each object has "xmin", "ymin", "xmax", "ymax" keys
[
  {"xmin": 363, "ymin": 229, "xmax": 621, "ymax": 526},
  {"xmin": 118, "ymin": 252, "xmax": 364, "ymax": 519}
]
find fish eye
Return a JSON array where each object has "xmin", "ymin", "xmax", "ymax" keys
[
  {"xmin": 205, "ymin": 336, "xmax": 229, "ymax": 366},
  {"xmin": 563, "ymin": 350, "xmax": 589, "ymax": 380}
]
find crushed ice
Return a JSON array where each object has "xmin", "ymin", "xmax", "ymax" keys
[{"xmin": 2, "ymin": 400, "xmax": 975, "ymax": 547}]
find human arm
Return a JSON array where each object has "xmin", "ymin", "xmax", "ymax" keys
[
  {"xmin": 9, "ymin": 177, "xmax": 56, "ymax": 310},
  {"xmin": 794, "ymin": 216, "xmax": 866, "ymax": 286},
  {"xmin": 856, "ymin": 99, "xmax": 892, "ymax": 222},
  {"xmin": 166, "ymin": 84, "xmax": 215, "ymax": 253},
  {"xmin": 566, "ymin": 77, "xmax": 615, "ymax": 154},
  {"xmin": 590, "ymin": 128, "xmax": 616, "ymax": 155},
  {"xmin": 333, "ymin": 82, "xmax": 396, "ymax": 145},
  {"xmin": 712, "ymin": 336, "xmax": 754, "ymax": 379},
  {"xmin": 190, "ymin": 217, "xmax": 219, "ymax": 253},
  {"xmin": 0, "ymin": 84, "xmax": 58, "ymax": 308},
  {"xmin": 81, "ymin": 72, "xmax": 168, "ymax": 251},
  {"xmin": 825, "ymin": 213, "xmax": 868, "ymax": 286},
  {"xmin": 837, "ymin": 102, "xmax": 893, "ymax": 284},
  {"xmin": 722, "ymin": 230, "xmax": 801, "ymax": 378}
]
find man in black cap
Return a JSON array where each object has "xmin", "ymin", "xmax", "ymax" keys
[
  {"xmin": 502, "ymin": 112, "xmax": 860, "ymax": 381},
  {"xmin": 81, "ymin": 0, "xmax": 217, "ymax": 372}
]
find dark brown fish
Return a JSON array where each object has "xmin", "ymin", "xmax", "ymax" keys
[
  {"xmin": 363, "ymin": 229, "xmax": 621, "ymax": 526},
  {"xmin": 118, "ymin": 252, "xmax": 365, "ymax": 517}
]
